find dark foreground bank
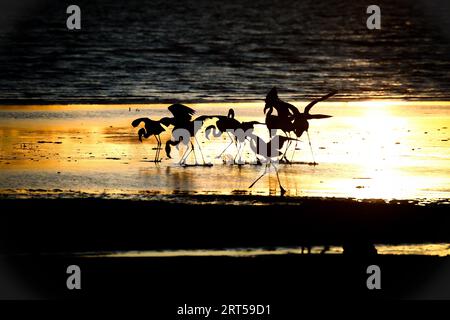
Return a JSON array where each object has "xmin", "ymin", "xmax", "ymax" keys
[
  {"xmin": 1, "ymin": 195, "xmax": 449, "ymax": 300},
  {"xmin": 3, "ymin": 253, "xmax": 450, "ymax": 300},
  {"xmin": 1, "ymin": 196, "xmax": 449, "ymax": 254}
]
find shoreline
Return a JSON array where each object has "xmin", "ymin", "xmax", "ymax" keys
[{"xmin": 0, "ymin": 190, "xmax": 449, "ymax": 205}]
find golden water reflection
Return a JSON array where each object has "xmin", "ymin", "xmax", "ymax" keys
[
  {"xmin": 0, "ymin": 101, "xmax": 449, "ymax": 201},
  {"xmin": 81, "ymin": 243, "xmax": 450, "ymax": 258}
]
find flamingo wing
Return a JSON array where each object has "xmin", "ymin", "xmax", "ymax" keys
[
  {"xmin": 168, "ymin": 104, "xmax": 196, "ymax": 121},
  {"xmin": 304, "ymin": 90, "xmax": 337, "ymax": 114}
]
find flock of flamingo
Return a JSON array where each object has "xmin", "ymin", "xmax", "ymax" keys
[{"xmin": 132, "ymin": 87, "xmax": 337, "ymax": 195}]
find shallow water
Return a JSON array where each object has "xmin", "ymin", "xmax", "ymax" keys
[
  {"xmin": 1, "ymin": 0, "xmax": 450, "ymax": 103},
  {"xmin": 78, "ymin": 243, "xmax": 450, "ymax": 257},
  {"xmin": 0, "ymin": 101, "xmax": 449, "ymax": 201}
]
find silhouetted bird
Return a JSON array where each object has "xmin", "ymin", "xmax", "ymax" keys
[
  {"xmin": 247, "ymin": 134, "xmax": 299, "ymax": 195},
  {"xmin": 264, "ymin": 87, "xmax": 337, "ymax": 163},
  {"xmin": 210, "ymin": 108, "xmax": 241, "ymax": 132},
  {"xmin": 205, "ymin": 108, "xmax": 263, "ymax": 162},
  {"xmin": 132, "ymin": 117, "xmax": 173, "ymax": 162},
  {"xmin": 234, "ymin": 120, "xmax": 263, "ymax": 163},
  {"xmin": 263, "ymin": 103, "xmax": 295, "ymax": 161},
  {"xmin": 264, "ymin": 87, "xmax": 300, "ymax": 119},
  {"xmin": 263, "ymin": 87, "xmax": 299, "ymax": 162},
  {"xmin": 164, "ymin": 104, "xmax": 211, "ymax": 165}
]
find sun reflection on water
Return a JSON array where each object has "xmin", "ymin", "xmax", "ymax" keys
[{"xmin": 0, "ymin": 101, "xmax": 449, "ymax": 201}]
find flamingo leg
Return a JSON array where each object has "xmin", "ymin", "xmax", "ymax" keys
[
  {"xmin": 233, "ymin": 144, "xmax": 241, "ymax": 163},
  {"xmin": 179, "ymin": 140, "xmax": 191, "ymax": 165},
  {"xmin": 290, "ymin": 141, "xmax": 297, "ymax": 162},
  {"xmin": 249, "ymin": 163, "xmax": 269, "ymax": 188},
  {"xmin": 290, "ymin": 134, "xmax": 298, "ymax": 162},
  {"xmin": 306, "ymin": 131, "xmax": 317, "ymax": 165},
  {"xmin": 181, "ymin": 148, "xmax": 192, "ymax": 165},
  {"xmin": 159, "ymin": 135, "xmax": 163, "ymax": 162},
  {"xmin": 155, "ymin": 135, "xmax": 160, "ymax": 162},
  {"xmin": 271, "ymin": 162, "xmax": 286, "ymax": 195},
  {"xmin": 234, "ymin": 139, "xmax": 243, "ymax": 164},
  {"xmin": 190, "ymin": 140, "xmax": 198, "ymax": 164},
  {"xmin": 155, "ymin": 136, "xmax": 158, "ymax": 162},
  {"xmin": 194, "ymin": 136, "xmax": 206, "ymax": 164},
  {"xmin": 217, "ymin": 143, "xmax": 232, "ymax": 158},
  {"xmin": 280, "ymin": 131, "xmax": 291, "ymax": 163},
  {"xmin": 157, "ymin": 135, "xmax": 162, "ymax": 162},
  {"xmin": 178, "ymin": 149, "xmax": 187, "ymax": 165},
  {"xmin": 216, "ymin": 132, "xmax": 234, "ymax": 159}
]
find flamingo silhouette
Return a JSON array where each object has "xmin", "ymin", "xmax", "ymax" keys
[
  {"xmin": 263, "ymin": 87, "xmax": 337, "ymax": 163},
  {"xmin": 263, "ymin": 104, "xmax": 295, "ymax": 162},
  {"xmin": 205, "ymin": 108, "xmax": 263, "ymax": 162},
  {"xmin": 132, "ymin": 117, "xmax": 174, "ymax": 162},
  {"xmin": 264, "ymin": 87, "xmax": 300, "ymax": 120},
  {"xmin": 164, "ymin": 104, "xmax": 211, "ymax": 165},
  {"xmin": 263, "ymin": 87, "xmax": 300, "ymax": 162},
  {"xmin": 247, "ymin": 134, "xmax": 299, "ymax": 196}
]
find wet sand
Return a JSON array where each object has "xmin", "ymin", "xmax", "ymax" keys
[{"xmin": 0, "ymin": 101, "xmax": 449, "ymax": 201}]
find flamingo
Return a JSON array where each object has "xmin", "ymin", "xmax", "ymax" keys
[
  {"xmin": 247, "ymin": 134, "xmax": 299, "ymax": 196},
  {"xmin": 263, "ymin": 87, "xmax": 300, "ymax": 120},
  {"xmin": 263, "ymin": 104, "xmax": 295, "ymax": 162},
  {"xmin": 205, "ymin": 108, "xmax": 263, "ymax": 162},
  {"xmin": 263, "ymin": 87, "xmax": 299, "ymax": 162},
  {"xmin": 263, "ymin": 87, "xmax": 337, "ymax": 163},
  {"xmin": 164, "ymin": 104, "xmax": 211, "ymax": 165},
  {"xmin": 131, "ymin": 117, "xmax": 174, "ymax": 162}
]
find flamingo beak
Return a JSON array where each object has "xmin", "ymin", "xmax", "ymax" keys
[{"xmin": 306, "ymin": 114, "xmax": 332, "ymax": 119}]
